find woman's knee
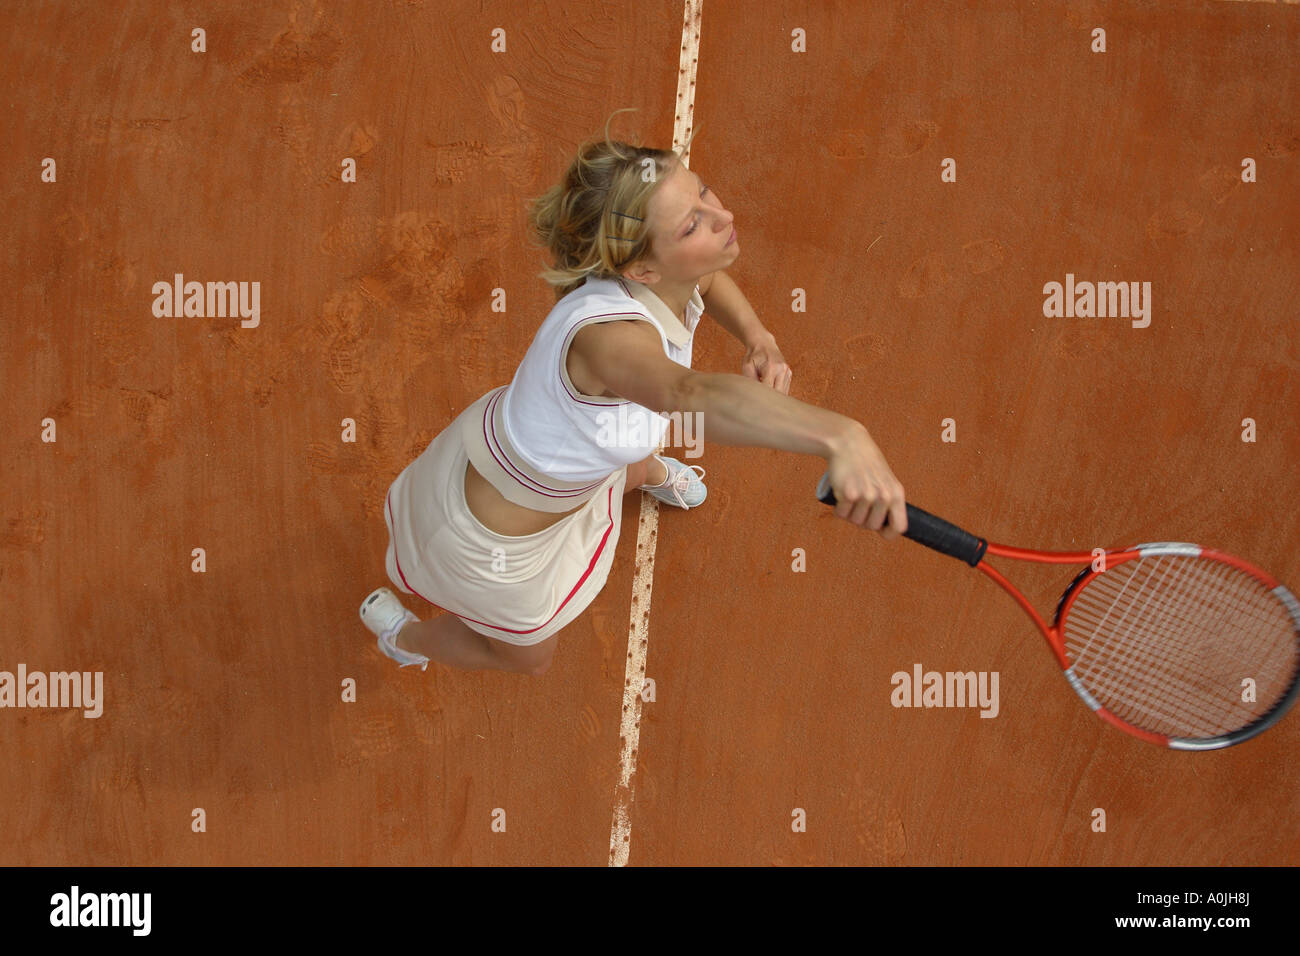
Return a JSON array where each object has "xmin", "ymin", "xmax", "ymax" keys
[{"xmin": 487, "ymin": 632, "xmax": 559, "ymax": 676}]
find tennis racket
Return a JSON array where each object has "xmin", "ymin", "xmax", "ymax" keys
[{"xmin": 816, "ymin": 473, "xmax": 1300, "ymax": 750}]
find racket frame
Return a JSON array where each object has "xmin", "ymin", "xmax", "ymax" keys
[{"xmin": 983, "ymin": 539, "xmax": 1300, "ymax": 750}]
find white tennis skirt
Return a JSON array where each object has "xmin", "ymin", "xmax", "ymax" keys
[{"xmin": 383, "ymin": 387, "xmax": 629, "ymax": 646}]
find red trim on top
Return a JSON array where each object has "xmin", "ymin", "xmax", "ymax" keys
[
  {"xmin": 557, "ymin": 313, "xmax": 644, "ymax": 406},
  {"xmin": 482, "ymin": 388, "xmax": 602, "ymax": 498}
]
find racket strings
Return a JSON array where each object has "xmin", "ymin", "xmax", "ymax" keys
[
  {"xmin": 1071, "ymin": 559, "xmax": 1245, "ymax": 733},
  {"xmin": 1070, "ymin": 559, "xmax": 1294, "ymax": 736},
  {"xmin": 1080, "ymin": 559, "xmax": 1279, "ymax": 695},
  {"xmin": 1094, "ymin": 560, "xmax": 1283, "ymax": 703},
  {"xmin": 1070, "ymin": 567, "xmax": 1278, "ymax": 737},
  {"xmin": 1072, "ymin": 558, "xmax": 1294, "ymax": 735},
  {"xmin": 1062, "ymin": 554, "xmax": 1300, "ymax": 739}
]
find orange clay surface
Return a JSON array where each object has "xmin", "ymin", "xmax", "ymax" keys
[{"xmin": 2, "ymin": 1, "xmax": 1298, "ymax": 865}]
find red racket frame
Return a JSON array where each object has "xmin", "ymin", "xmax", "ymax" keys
[
  {"xmin": 815, "ymin": 472, "xmax": 1300, "ymax": 750},
  {"xmin": 975, "ymin": 539, "xmax": 1291, "ymax": 749}
]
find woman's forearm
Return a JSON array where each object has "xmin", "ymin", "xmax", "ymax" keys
[
  {"xmin": 701, "ymin": 271, "xmax": 772, "ymax": 348},
  {"xmin": 678, "ymin": 371, "xmax": 862, "ymax": 459}
]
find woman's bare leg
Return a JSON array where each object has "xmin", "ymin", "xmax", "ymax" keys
[
  {"xmin": 395, "ymin": 614, "xmax": 558, "ymax": 675},
  {"xmin": 394, "ymin": 615, "xmax": 517, "ymax": 673},
  {"xmin": 625, "ymin": 454, "xmax": 667, "ymax": 491}
]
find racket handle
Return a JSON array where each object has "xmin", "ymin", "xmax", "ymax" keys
[{"xmin": 815, "ymin": 471, "xmax": 988, "ymax": 567}]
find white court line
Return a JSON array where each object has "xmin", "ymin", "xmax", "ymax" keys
[{"xmin": 608, "ymin": 0, "xmax": 704, "ymax": 869}]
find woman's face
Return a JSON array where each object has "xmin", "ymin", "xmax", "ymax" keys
[{"xmin": 634, "ymin": 161, "xmax": 738, "ymax": 282}]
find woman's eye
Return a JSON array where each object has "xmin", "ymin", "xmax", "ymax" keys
[{"xmin": 685, "ymin": 186, "xmax": 710, "ymax": 236}]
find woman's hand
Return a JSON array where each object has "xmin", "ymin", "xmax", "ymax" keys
[
  {"xmin": 741, "ymin": 333, "xmax": 791, "ymax": 394},
  {"xmin": 824, "ymin": 422, "xmax": 908, "ymax": 540}
]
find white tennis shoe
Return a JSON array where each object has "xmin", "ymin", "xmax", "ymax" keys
[
  {"xmin": 359, "ymin": 587, "xmax": 429, "ymax": 671},
  {"xmin": 639, "ymin": 454, "xmax": 707, "ymax": 509}
]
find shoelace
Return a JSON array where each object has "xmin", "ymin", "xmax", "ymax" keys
[{"xmin": 659, "ymin": 463, "xmax": 706, "ymax": 508}]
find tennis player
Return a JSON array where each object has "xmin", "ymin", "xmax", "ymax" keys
[{"xmin": 361, "ymin": 111, "xmax": 907, "ymax": 677}]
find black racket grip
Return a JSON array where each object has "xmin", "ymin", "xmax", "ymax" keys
[{"xmin": 815, "ymin": 471, "xmax": 988, "ymax": 566}]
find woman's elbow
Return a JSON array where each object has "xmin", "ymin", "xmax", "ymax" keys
[{"xmin": 671, "ymin": 370, "xmax": 704, "ymax": 413}]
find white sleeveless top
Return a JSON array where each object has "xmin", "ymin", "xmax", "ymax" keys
[{"xmin": 459, "ymin": 275, "xmax": 703, "ymax": 511}]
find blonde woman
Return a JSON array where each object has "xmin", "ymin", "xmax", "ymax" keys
[{"xmin": 360, "ymin": 110, "xmax": 908, "ymax": 677}]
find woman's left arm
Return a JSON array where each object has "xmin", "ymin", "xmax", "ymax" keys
[{"xmin": 700, "ymin": 271, "xmax": 792, "ymax": 394}]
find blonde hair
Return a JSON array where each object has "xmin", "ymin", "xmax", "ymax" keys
[{"xmin": 526, "ymin": 108, "xmax": 701, "ymax": 302}]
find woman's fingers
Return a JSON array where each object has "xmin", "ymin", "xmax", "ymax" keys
[
  {"xmin": 832, "ymin": 472, "xmax": 907, "ymax": 539},
  {"xmin": 865, "ymin": 497, "xmax": 890, "ymax": 532}
]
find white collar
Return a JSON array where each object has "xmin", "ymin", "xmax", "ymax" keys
[{"xmin": 614, "ymin": 277, "xmax": 701, "ymax": 347}]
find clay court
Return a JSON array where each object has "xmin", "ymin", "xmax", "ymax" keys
[{"xmin": 3, "ymin": 0, "xmax": 1298, "ymax": 866}]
